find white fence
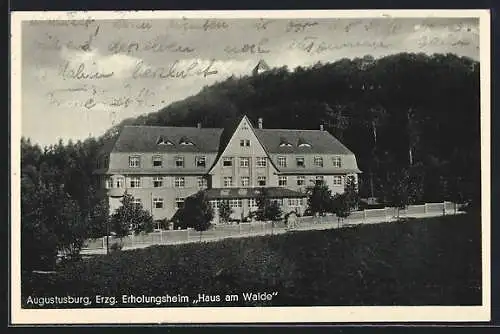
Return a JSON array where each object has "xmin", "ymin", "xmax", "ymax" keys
[{"xmin": 82, "ymin": 201, "xmax": 463, "ymax": 251}]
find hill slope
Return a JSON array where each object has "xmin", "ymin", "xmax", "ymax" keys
[{"xmin": 104, "ymin": 53, "xmax": 480, "ymax": 202}]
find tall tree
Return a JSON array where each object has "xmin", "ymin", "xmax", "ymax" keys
[
  {"xmin": 306, "ymin": 181, "xmax": 333, "ymax": 216},
  {"xmin": 110, "ymin": 192, "xmax": 154, "ymax": 242}
]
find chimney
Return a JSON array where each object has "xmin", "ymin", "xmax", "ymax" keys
[
  {"xmin": 320, "ymin": 124, "xmax": 324, "ymax": 131},
  {"xmin": 197, "ymin": 122, "xmax": 202, "ymax": 129},
  {"xmin": 258, "ymin": 118, "xmax": 263, "ymax": 129}
]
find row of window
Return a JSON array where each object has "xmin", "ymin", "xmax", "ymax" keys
[
  {"xmin": 222, "ymin": 157, "xmax": 267, "ymax": 167},
  {"xmin": 221, "ymin": 175, "xmax": 345, "ymax": 188},
  {"xmin": 106, "ymin": 176, "xmax": 208, "ymax": 189},
  {"xmin": 131, "ymin": 197, "xmax": 185, "ymax": 209},
  {"xmin": 209, "ymin": 198, "xmax": 306, "ymax": 209},
  {"xmin": 134, "ymin": 197, "xmax": 306, "ymax": 211},
  {"xmin": 126, "ymin": 155, "xmax": 343, "ymax": 169},
  {"xmin": 107, "ymin": 175, "xmax": 349, "ymax": 189},
  {"xmin": 129, "ymin": 156, "xmax": 208, "ymax": 168}
]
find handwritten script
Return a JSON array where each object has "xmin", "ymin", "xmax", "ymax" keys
[
  {"xmin": 132, "ymin": 59, "xmax": 218, "ymax": 80},
  {"xmin": 30, "ymin": 17, "xmax": 478, "ymax": 115},
  {"xmin": 46, "ymin": 85, "xmax": 158, "ymax": 110}
]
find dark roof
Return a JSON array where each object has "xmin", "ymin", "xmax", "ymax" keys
[
  {"xmin": 108, "ymin": 118, "xmax": 356, "ymax": 156},
  {"xmin": 98, "ymin": 135, "xmax": 120, "ymax": 157},
  {"xmin": 253, "ymin": 129, "xmax": 354, "ymax": 154},
  {"xmin": 201, "ymin": 187, "xmax": 308, "ymax": 199},
  {"xmin": 112, "ymin": 125, "xmax": 223, "ymax": 153}
]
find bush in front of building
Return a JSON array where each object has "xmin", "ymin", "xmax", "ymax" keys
[
  {"xmin": 172, "ymin": 191, "xmax": 214, "ymax": 232},
  {"xmin": 306, "ymin": 181, "xmax": 334, "ymax": 216},
  {"xmin": 254, "ymin": 188, "xmax": 283, "ymax": 222},
  {"xmin": 110, "ymin": 193, "xmax": 155, "ymax": 240}
]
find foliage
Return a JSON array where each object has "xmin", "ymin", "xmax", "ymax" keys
[
  {"xmin": 344, "ymin": 177, "xmax": 360, "ymax": 210},
  {"xmin": 110, "ymin": 192, "xmax": 154, "ymax": 238},
  {"xmin": 306, "ymin": 181, "xmax": 333, "ymax": 216},
  {"xmin": 174, "ymin": 192, "xmax": 214, "ymax": 232},
  {"xmin": 21, "ymin": 168, "xmax": 89, "ymax": 270},
  {"xmin": 255, "ymin": 188, "xmax": 283, "ymax": 221},
  {"xmin": 331, "ymin": 193, "xmax": 352, "ymax": 225},
  {"xmin": 22, "ymin": 213, "xmax": 481, "ymax": 307},
  {"xmin": 383, "ymin": 167, "xmax": 424, "ymax": 217},
  {"xmin": 218, "ymin": 200, "xmax": 232, "ymax": 224}
]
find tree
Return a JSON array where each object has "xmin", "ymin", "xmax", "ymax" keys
[
  {"xmin": 344, "ymin": 176, "xmax": 360, "ymax": 211},
  {"xmin": 218, "ymin": 200, "xmax": 232, "ymax": 224},
  {"xmin": 21, "ymin": 174, "xmax": 86, "ymax": 270},
  {"xmin": 86, "ymin": 196, "xmax": 110, "ymax": 239},
  {"xmin": 384, "ymin": 168, "xmax": 422, "ymax": 218},
  {"xmin": 306, "ymin": 181, "xmax": 333, "ymax": 216},
  {"xmin": 266, "ymin": 201, "xmax": 283, "ymax": 222},
  {"xmin": 255, "ymin": 188, "xmax": 283, "ymax": 221},
  {"xmin": 332, "ymin": 193, "xmax": 351, "ymax": 227},
  {"xmin": 175, "ymin": 192, "xmax": 214, "ymax": 240},
  {"xmin": 110, "ymin": 193, "xmax": 154, "ymax": 243}
]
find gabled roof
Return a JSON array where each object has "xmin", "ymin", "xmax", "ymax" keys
[
  {"xmin": 105, "ymin": 117, "xmax": 356, "ymax": 157},
  {"xmin": 253, "ymin": 129, "xmax": 354, "ymax": 154},
  {"xmin": 111, "ymin": 125, "xmax": 223, "ymax": 153}
]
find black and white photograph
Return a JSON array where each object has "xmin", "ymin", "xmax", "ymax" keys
[{"xmin": 10, "ymin": 10, "xmax": 490, "ymax": 324}]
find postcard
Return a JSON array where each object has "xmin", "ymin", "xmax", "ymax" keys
[{"xmin": 10, "ymin": 9, "xmax": 491, "ymax": 324}]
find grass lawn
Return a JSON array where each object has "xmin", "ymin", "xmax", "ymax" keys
[{"xmin": 22, "ymin": 213, "xmax": 482, "ymax": 307}]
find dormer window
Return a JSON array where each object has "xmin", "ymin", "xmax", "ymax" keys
[
  {"xmin": 279, "ymin": 137, "xmax": 293, "ymax": 147},
  {"xmin": 157, "ymin": 136, "xmax": 174, "ymax": 145},
  {"xmin": 298, "ymin": 138, "xmax": 311, "ymax": 148},
  {"xmin": 179, "ymin": 136, "xmax": 194, "ymax": 146}
]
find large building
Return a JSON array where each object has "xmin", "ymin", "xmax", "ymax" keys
[{"xmin": 94, "ymin": 115, "xmax": 361, "ymax": 224}]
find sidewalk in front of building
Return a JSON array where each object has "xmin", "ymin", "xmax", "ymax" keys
[{"xmin": 80, "ymin": 210, "xmax": 463, "ymax": 256}]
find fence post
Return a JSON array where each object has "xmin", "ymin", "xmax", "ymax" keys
[
  {"xmin": 363, "ymin": 209, "xmax": 367, "ymax": 223},
  {"xmin": 186, "ymin": 228, "xmax": 190, "ymax": 241},
  {"xmin": 424, "ymin": 203, "xmax": 428, "ymax": 214},
  {"xmin": 443, "ymin": 202, "xmax": 446, "ymax": 216},
  {"xmin": 239, "ymin": 223, "xmax": 242, "ymax": 235}
]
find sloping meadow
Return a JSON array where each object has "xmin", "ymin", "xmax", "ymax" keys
[{"xmin": 22, "ymin": 214, "xmax": 481, "ymax": 308}]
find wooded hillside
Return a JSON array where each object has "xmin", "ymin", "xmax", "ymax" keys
[{"xmin": 105, "ymin": 52, "xmax": 481, "ymax": 203}]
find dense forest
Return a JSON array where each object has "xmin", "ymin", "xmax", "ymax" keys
[{"xmin": 21, "ymin": 52, "xmax": 480, "ymax": 268}]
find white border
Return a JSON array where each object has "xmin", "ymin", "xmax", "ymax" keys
[{"xmin": 10, "ymin": 9, "xmax": 491, "ymax": 324}]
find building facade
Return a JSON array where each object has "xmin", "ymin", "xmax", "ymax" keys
[{"xmin": 94, "ymin": 115, "xmax": 361, "ymax": 224}]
